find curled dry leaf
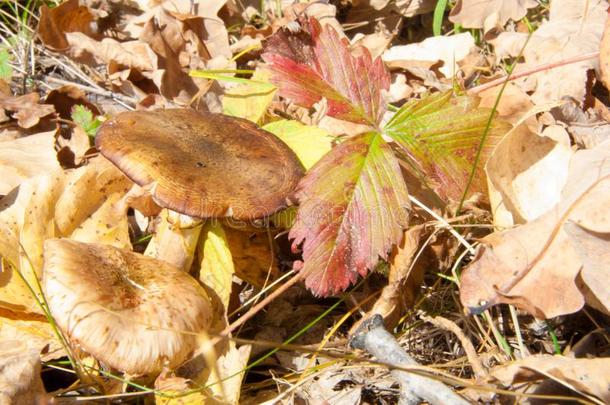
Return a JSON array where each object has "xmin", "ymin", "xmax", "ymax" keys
[
  {"xmin": 449, "ymin": 0, "xmax": 538, "ymax": 34},
  {"xmin": 0, "ymin": 339, "xmax": 45, "ymax": 404},
  {"xmin": 37, "ymin": 0, "xmax": 96, "ymax": 51},
  {"xmin": 0, "ymin": 314, "xmax": 65, "ymax": 361},
  {"xmin": 45, "ymin": 85, "xmax": 101, "ymax": 120},
  {"xmin": 460, "ymin": 141, "xmax": 610, "ymax": 318},
  {"xmin": 0, "ymin": 157, "xmax": 132, "ymax": 314},
  {"xmin": 224, "ymin": 226, "xmax": 278, "ymax": 289},
  {"xmin": 66, "ymin": 32, "xmax": 157, "ymax": 72},
  {"xmin": 0, "ymin": 93, "xmax": 55, "ymax": 129},
  {"xmin": 492, "ymin": 0, "xmax": 607, "ymax": 104},
  {"xmin": 600, "ymin": 7, "xmax": 610, "ymax": 91},
  {"xmin": 489, "ymin": 355, "xmax": 610, "ymax": 404},
  {"xmin": 486, "ymin": 124, "xmax": 573, "ymax": 228},
  {"xmin": 0, "ymin": 130, "xmax": 61, "ymax": 195},
  {"xmin": 383, "ymin": 33, "xmax": 476, "ymax": 78}
]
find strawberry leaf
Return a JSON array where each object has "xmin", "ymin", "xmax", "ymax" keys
[
  {"xmin": 262, "ymin": 18, "xmax": 390, "ymax": 126},
  {"xmin": 289, "ymin": 132, "xmax": 410, "ymax": 296},
  {"xmin": 383, "ymin": 91, "xmax": 511, "ymax": 200}
]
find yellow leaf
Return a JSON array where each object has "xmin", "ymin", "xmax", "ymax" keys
[
  {"xmin": 222, "ymin": 69, "xmax": 276, "ymax": 123},
  {"xmin": 69, "ymin": 191, "xmax": 131, "ymax": 249},
  {"xmin": 199, "ymin": 222, "xmax": 234, "ymax": 311},
  {"xmin": 262, "ymin": 120, "xmax": 333, "ymax": 169}
]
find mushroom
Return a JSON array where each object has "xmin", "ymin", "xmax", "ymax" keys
[
  {"xmin": 95, "ymin": 109, "xmax": 304, "ymax": 221},
  {"xmin": 43, "ymin": 238, "xmax": 213, "ymax": 375}
]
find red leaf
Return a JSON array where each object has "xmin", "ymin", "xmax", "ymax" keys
[
  {"xmin": 262, "ymin": 18, "xmax": 390, "ymax": 126},
  {"xmin": 289, "ymin": 132, "xmax": 410, "ymax": 296}
]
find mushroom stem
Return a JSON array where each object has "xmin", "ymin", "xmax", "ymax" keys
[{"xmin": 144, "ymin": 209, "xmax": 202, "ymax": 271}]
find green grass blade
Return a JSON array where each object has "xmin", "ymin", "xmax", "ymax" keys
[{"xmin": 433, "ymin": 0, "xmax": 449, "ymax": 36}]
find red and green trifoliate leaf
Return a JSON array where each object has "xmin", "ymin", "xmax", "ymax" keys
[
  {"xmin": 289, "ymin": 132, "xmax": 410, "ymax": 296},
  {"xmin": 383, "ymin": 91, "xmax": 511, "ymax": 201},
  {"xmin": 262, "ymin": 17, "xmax": 390, "ymax": 126}
]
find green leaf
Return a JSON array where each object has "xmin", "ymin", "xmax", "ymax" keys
[
  {"xmin": 262, "ymin": 120, "xmax": 333, "ymax": 169},
  {"xmin": 71, "ymin": 105, "xmax": 101, "ymax": 138},
  {"xmin": 289, "ymin": 132, "xmax": 410, "ymax": 296},
  {"xmin": 222, "ymin": 69, "xmax": 277, "ymax": 123},
  {"xmin": 383, "ymin": 91, "xmax": 511, "ymax": 201}
]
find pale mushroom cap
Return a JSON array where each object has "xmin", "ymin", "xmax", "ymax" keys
[
  {"xmin": 95, "ymin": 109, "xmax": 304, "ymax": 220},
  {"xmin": 43, "ymin": 238, "xmax": 213, "ymax": 375}
]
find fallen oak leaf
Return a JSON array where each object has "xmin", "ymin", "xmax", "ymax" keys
[
  {"xmin": 0, "ymin": 130, "xmax": 61, "ymax": 195},
  {"xmin": 449, "ymin": 0, "xmax": 538, "ymax": 34},
  {"xmin": 490, "ymin": 0, "xmax": 606, "ymax": 105},
  {"xmin": 37, "ymin": 0, "xmax": 96, "ymax": 51},
  {"xmin": 262, "ymin": 17, "xmax": 390, "ymax": 126},
  {"xmin": 0, "ymin": 93, "xmax": 55, "ymax": 129},
  {"xmin": 289, "ymin": 131, "xmax": 410, "ymax": 296},
  {"xmin": 489, "ymin": 355, "xmax": 610, "ymax": 404},
  {"xmin": 460, "ymin": 141, "xmax": 610, "ymax": 318},
  {"xmin": 383, "ymin": 33, "xmax": 476, "ymax": 78}
]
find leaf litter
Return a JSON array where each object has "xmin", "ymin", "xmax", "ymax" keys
[{"xmin": 0, "ymin": 0, "xmax": 609, "ymax": 403}]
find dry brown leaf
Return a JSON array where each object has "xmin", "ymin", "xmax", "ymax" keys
[
  {"xmin": 201, "ymin": 342, "xmax": 251, "ymax": 404},
  {"xmin": 461, "ymin": 140, "xmax": 610, "ymax": 318},
  {"xmin": 490, "ymin": 355, "xmax": 610, "ymax": 404},
  {"xmin": 0, "ymin": 157, "xmax": 132, "ymax": 314},
  {"xmin": 478, "ymin": 82, "xmax": 534, "ymax": 125},
  {"xmin": 0, "ymin": 130, "xmax": 61, "ymax": 195},
  {"xmin": 492, "ymin": 0, "xmax": 606, "ymax": 104},
  {"xmin": 0, "ymin": 339, "xmax": 46, "ymax": 404},
  {"xmin": 225, "ymin": 227, "xmax": 278, "ymax": 289},
  {"xmin": 54, "ymin": 157, "xmax": 133, "ymax": 236},
  {"xmin": 0, "ymin": 172, "xmax": 65, "ymax": 314},
  {"xmin": 38, "ymin": 0, "xmax": 96, "ymax": 51},
  {"xmin": 66, "ymin": 32, "xmax": 157, "ymax": 72},
  {"xmin": 45, "ymin": 85, "xmax": 101, "ymax": 120},
  {"xmin": 350, "ymin": 225, "xmax": 427, "ymax": 333},
  {"xmin": 0, "ymin": 315, "xmax": 65, "ymax": 361},
  {"xmin": 599, "ymin": 7, "xmax": 610, "ymax": 91},
  {"xmin": 394, "ymin": 0, "xmax": 435, "ymax": 17},
  {"xmin": 367, "ymin": 0, "xmax": 434, "ymax": 17},
  {"xmin": 449, "ymin": 0, "xmax": 537, "ymax": 34},
  {"xmin": 132, "ymin": 0, "xmax": 231, "ymax": 60},
  {"xmin": 564, "ymin": 221, "xmax": 610, "ymax": 314},
  {"xmin": 69, "ymin": 191, "xmax": 132, "ymax": 249},
  {"xmin": 486, "ymin": 124, "xmax": 573, "ymax": 227},
  {"xmin": 570, "ymin": 122, "xmax": 610, "ymax": 149},
  {"xmin": 0, "ymin": 93, "xmax": 55, "ymax": 129},
  {"xmin": 383, "ymin": 33, "xmax": 476, "ymax": 78}
]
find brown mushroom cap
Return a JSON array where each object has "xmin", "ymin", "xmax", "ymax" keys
[
  {"xmin": 43, "ymin": 238, "xmax": 213, "ymax": 375},
  {"xmin": 95, "ymin": 109, "xmax": 304, "ymax": 220}
]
